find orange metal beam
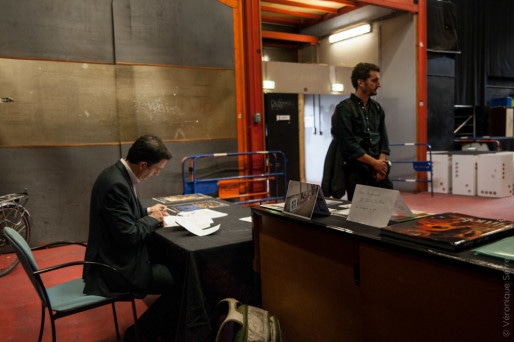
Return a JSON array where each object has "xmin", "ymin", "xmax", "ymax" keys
[
  {"xmin": 356, "ymin": 0, "xmax": 418, "ymax": 12},
  {"xmin": 261, "ymin": 5, "xmax": 323, "ymax": 20},
  {"xmin": 416, "ymin": 0, "xmax": 428, "ymax": 191},
  {"xmin": 243, "ymin": 0, "xmax": 265, "ymax": 153},
  {"xmin": 243, "ymin": 0, "xmax": 267, "ymax": 193},
  {"xmin": 218, "ymin": 0, "xmax": 247, "ymax": 153},
  {"xmin": 262, "ymin": 30, "xmax": 319, "ymax": 45},
  {"xmin": 327, "ymin": 0, "xmax": 357, "ymax": 6},
  {"xmin": 261, "ymin": 15, "xmax": 316, "ymax": 27},
  {"xmin": 218, "ymin": 0, "xmax": 266, "ymax": 154},
  {"xmin": 262, "ymin": 0, "xmax": 339, "ymax": 13},
  {"xmin": 220, "ymin": 0, "xmax": 265, "ymax": 195}
]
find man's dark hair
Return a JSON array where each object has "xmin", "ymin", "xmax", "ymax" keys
[
  {"xmin": 126, "ymin": 135, "xmax": 172, "ymax": 166},
  {"xmin": 351, "ymin": 62, "xmax": 380, "ymax": 89}
]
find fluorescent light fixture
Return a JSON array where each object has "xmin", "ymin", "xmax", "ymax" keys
[
  {"xmin": 331, "ymin": 83, "xmax": 344, "ymax": 92},
  {"xmin": 263, "ymin": 80, "xmax": 275, "ymax": 90},
  {"xmin": 329, "ymin": 24, "xmax": 371, "ymax": 44}
]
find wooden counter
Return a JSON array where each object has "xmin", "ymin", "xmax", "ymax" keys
[{"xmin": 251, "ymin": 205, "xmax": 513, "ymax": 342}]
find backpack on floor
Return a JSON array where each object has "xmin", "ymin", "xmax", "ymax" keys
[{"xmin": 215, "ymin": 298, "xmax": 282, "ymax": 342}]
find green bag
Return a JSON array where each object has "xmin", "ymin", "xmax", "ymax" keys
[{"xmin": 215, "ymin": 298, "xmax": 282, "ymax": 342}]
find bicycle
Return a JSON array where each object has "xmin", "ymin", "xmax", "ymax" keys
[{"xmin": 0, "ymin": 190, "xmax": 31, "ymax": 276}]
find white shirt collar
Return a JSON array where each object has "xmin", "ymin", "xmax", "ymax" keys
[{"xmin": 120, "ymin": 158, "xmax": 140, "ymax": 186}]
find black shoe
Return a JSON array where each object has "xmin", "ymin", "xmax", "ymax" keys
[{"xmin": 123, "ymin": 324, "xmax": 138, "ymax": 342}]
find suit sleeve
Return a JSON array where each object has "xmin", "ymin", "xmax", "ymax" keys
[{"xmin": 100, "ymin": 181, "xmax": 159, "ymax": 249}]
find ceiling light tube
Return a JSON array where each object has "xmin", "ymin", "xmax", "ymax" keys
[
  {"xmin": 331, "ymin": 83, "xmax": 344, "ymax": 92},
  {"xmin": 263, "ymin": 80, "xmax": 275, "ymax": 90},
  {"xmin": 329, "ymin": 24, "xmax": 371, "ymax": 44}
]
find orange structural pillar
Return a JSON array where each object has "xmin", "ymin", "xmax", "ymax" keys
[
  {"xmin": 416, "ymin": 0, "xmax": 428, "ymax": 191},
  {"xmin": 223, "ymin": 0, "xmax": 265, "ymax": 153},
  {"xmin": 222, "ymin": 0, "xmax": 266, "ymax": 195},
  {"xmin": 241, "ymin": 0, "xmax": 266, "ymax": 196},
  {"xmin": 219, "ymin": 0, "xmax": 248, "ymax": 153},
  {"xmin": 242, "ymin": 0, "xmax": 265, "ymax": 153}
]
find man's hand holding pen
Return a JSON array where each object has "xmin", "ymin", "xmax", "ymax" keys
[{"xmin": 148, "ymin": 203, "xmax": 169, "ymax": 223}]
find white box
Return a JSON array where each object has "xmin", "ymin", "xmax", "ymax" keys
[
  {"xmin": 430, "ymin": 152, "xmax": 452, "ymax": 194},
  {"xmin": 452, "ymin": 154, "xmax": 477, "ymax": 196},
  {"xmin": 477, "ymin": 152, "xmax": 514, "ymax": 198}
]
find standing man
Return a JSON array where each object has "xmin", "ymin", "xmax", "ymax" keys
[
  {"xmin": 331, "ymin": 62, "xmax": 393, "ymax": 200},
  {"xmin": 83, "ymin": 134, "xmax": 178, "ymax": 341}
]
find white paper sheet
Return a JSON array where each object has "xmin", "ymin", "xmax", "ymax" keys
[
  {"xmin": 347, "ymin": 185, "xmax": 412, "ymax": 228},
  {"xmin": 174, "ymin": 215, "xmax": 220, "ymax": 236}
]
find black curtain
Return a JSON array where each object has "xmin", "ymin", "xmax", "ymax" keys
[
  {"xmin": 454, "ymin": 0, "xmax": 514, "ymax": 106},
  {"xmin": 454, "ymin": 0, "xmax": 486, "ymax": 106},
  {"xmin": 427, "ymin": 0, "xmax": 459, "ymax": 52},
  {"xmin": 486, "ymin": 0, "xmax": 514, "ymax": 78}
]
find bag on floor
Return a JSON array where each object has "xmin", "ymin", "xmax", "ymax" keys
[{"xmin": 215, "ymin": 298, "xmax": 282, "ymax": 342}]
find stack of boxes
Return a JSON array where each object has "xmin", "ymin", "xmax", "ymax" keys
[
  {"xmin": 430, "ymin": 151, "xmax": 514, "ymax": 198},
  {"xmin": 429, "ymin": 97, "xmax": 514, "ymax": 197},
  {"xmin": 431, "ymin": 152, "xmax": 452, "ymax": 194},
  {"xmin": 477, "ymin": 152, "xmax": 514, "ymax": 197},
  {"xmin": 452, "ymin": 153, "xmax": 479, "ymax": 196}
]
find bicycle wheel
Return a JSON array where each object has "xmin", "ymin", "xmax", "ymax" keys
[{"xmin": 0, "ymin": 203, "xmax": 31, "ymax": 276}]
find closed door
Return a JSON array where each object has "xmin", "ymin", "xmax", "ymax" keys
[{"xmin": 264, "ymin": 93, "xmax": 300, "ymax": 184}]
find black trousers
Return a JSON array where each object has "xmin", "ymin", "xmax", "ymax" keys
[
  {"xmin": 133, "ymin": 239, "xmax": 182, "ymax": 340},
  {"xmin": 345, "ymin": 160, "xmax": 393, "ymax": 201}
]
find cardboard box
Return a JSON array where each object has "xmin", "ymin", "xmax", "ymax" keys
[
  {"xmin": 430, "ymin": 152, "xmax": 452, "ymax": 194},
  {"xmin": 452, "ymin": 154, "xmax": 478, "ymax": 196},
  {"xmin": 488, "ymin": 107, "xmax": 514, "ymax": 137},
  {"xmin": 477, "ymin": 152, "xmax": 514, "ymax": 198}
]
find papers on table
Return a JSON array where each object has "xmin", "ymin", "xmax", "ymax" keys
[
  {"xmin": 178, "ymin": 208, "xmax": 228, "ymax": 219},
  {"xmin": 163, "ymin": 208, "xmax": 227, "ymax": 236},
  {"xmin": 332, "ymin": 203, "xmax": 352, "ymax": 217},
  {"xmin": 260, "ymin": 202, "xmax": 285, "ymax": 211}
]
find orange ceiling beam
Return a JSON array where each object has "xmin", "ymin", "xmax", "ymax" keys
[
  {"xmin": 262, "ymin": 30, "xmax": 319, "ymax": 45},
  {"xmin": 261, "ymin": 5, "xmax": 323, "ymax": 20},
  {"xmin": 262, "ymin": 0, "xmax": 339, "ymax": 13},
  {"xmin": 261, "ymin": 15, "xmax": 313, "ymax": 26},
  {"xmin": 356, "ymin": 0, "xmax": 418, "ymax": 12}
]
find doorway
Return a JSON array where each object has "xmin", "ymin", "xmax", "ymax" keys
[{"xmin": 264, "ymin": 93, "xmax": 300, "ymax": 184}]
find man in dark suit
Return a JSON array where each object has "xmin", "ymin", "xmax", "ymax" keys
[{"xmin": 83, "ymin": 134, "xmax": 177, "ymax": 341}]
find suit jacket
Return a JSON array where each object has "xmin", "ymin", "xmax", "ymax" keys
[{"xmin": 83, "ymin": 160, "xmax": 160, "ymax": 297}]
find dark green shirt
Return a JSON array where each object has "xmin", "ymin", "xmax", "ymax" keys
[{"xmin": 331, "ymin": 93, "xmax": 390, "ymax": 160}]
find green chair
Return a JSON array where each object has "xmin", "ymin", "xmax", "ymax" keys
[{"xmin": 3, "ymin": 227, "xmax": 138, "ymax": 342}]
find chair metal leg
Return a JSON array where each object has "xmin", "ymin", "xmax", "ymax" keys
[
  {"xmin": 50, "ymin": 313, "xmax": 57, "ymax": 342},
  {"xmin": 38, "ymin": 305, "xmax": 46, "ymax": 342},
  {"xmin": 130, "ymin": 299, "xmax": 139, "ymax": 342},
  {"xmin": 111, "ymin": 302, "xmax": 121, "ymax": 340}
]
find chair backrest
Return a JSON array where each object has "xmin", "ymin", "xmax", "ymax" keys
[{"xmin": 3, "ymin": 227, "xmax": 49, "ymax": 307}]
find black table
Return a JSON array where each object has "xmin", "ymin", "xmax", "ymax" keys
[{"xmin": 148, "ymin": 197, "xmax": 256, "ymax": 342}]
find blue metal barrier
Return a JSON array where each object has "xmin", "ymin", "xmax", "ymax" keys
[
  {"xmin": 181, "ymin": 151, "xmax": 288, "ymax": 205},
  {"xmin": 389, "ymin": 143, "xmax": 433, "ymax": 196}
]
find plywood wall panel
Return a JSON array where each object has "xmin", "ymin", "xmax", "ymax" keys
[
  {"xmin": 0, "ymin": 59, "xmax": 118, "ymax": 146},
  {"xmin": 116, "ymin": 65, "xmax": 237, "ymax": 142},
  {"xmin": 0, "ymin": 59, "xmax": 236, "ymax": 146}
]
